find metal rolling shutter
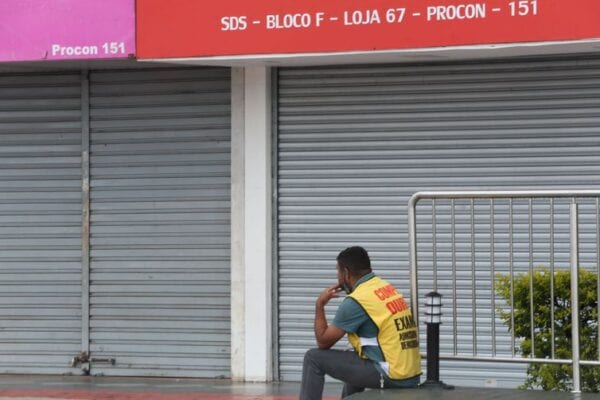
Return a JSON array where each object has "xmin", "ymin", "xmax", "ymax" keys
[
  {"xmin": 88, "ymin": 68, "xmax": 231, "ymax": 377},
  {"xmin": 276, "ymin": 55, "xmax": 600, "ymax": 385},
  {"xmin": 0, "ymin": 72, "xmax": 83, "ymax": 374}
]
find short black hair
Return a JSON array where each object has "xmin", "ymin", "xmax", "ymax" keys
[{"xmin": 337, "ymin": 246, "xmax": 372, "ymax": 276}]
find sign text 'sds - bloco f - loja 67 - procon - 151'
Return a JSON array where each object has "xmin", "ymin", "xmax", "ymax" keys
[{"xmin": 137, "ymin": 0, "xmax": 600, "ymax": 59}]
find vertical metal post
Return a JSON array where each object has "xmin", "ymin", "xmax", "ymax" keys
[
  {"xmin": 425, "ymin": 322, "xmax": 440, "ymax": 383},
  {"xmin": 421, "ymin": 292, "xmax": 454, "ymax": 390},
  {"xmin": 509, "ymin": 199, "xmax": 515, "ymax": 357},
  {"xmin": 550, "ymin": 199, "xmax": 555, "ymax": 359},
  {"xmin": 451, "ymin": 200, "xmax": 457, "ymax": 355},
  {"xmin": 408, "ymin": 196, "xmax": 419, "ymax": 329},
  {"xmin": 471, "ymin": 199, "xmax": 477, "ymax": 355},
  {"xmin": 80, "ymin": 70, "xmax": 91, "ymax": 368},
  {"xmin": 529, "ymin": 199, "xmax": 535, "ymax": 357},
  {"xmin": 570, "ymin": 201, "xmax": 581, "ymax": 394},
  {"xmin": 597, "ymin": 198, "xmax": 600, "ymax": 361},
  {"xmin": 490, "ymin": 199, "xmax": 496, "ymax": 356}
]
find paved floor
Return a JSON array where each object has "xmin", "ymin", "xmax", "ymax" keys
[
  {"xmin": 0, "ymin": 377, "xmax": 596, "ymax": 400},
  {"xmin": 347, "ymin": 387, "xmax": 597, "ymax": 400},
  {"xmin": 0, "ymin": 376, "xmax": 342, "ymax": 400}
]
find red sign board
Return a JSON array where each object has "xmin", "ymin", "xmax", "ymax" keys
[{"xmin": 137, "ymin": 0, "xmax": 600, "ymax": 59}]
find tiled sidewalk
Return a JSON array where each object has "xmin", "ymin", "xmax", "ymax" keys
[
  {"xmin": 0, "ymin": 391, "xmax": 313, "ymax": 400},
  {"xmin": 0, "ymin": 376, "xmax": 341, "ymax": 400},
  {"xmin": 0, "ymin": 392, "xmax": 303, "ymax": 400}
]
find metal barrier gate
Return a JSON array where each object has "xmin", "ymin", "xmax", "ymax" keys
[{"xmin": 408, "ymin": 190, "xmax": 600, "ymax": 393}]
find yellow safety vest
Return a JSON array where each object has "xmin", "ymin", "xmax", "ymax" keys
[{"xmin": 347, "ymin": 276, "xmax": 421, "ymax": 380}]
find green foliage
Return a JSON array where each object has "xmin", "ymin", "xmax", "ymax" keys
[{"xmin": 495, "ymin": 267, "xmax": 600, "ymax": 392}]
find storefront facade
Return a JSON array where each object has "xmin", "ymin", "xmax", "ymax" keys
[
  {"xmin": 136, "ymin": 0, "xmax": 600, "ymax": 386},
  {"xmin": 2, "ymin": 0, "xmax": 600, "ymax": 387},
  {"xmin": 274, "ymin": 56, "xmax": 600, "ymax": 385},
  {"xmin": 0, "ymin": 0, "xmax": 232, "ymax": 377}
]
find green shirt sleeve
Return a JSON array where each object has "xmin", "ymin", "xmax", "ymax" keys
[{"xmin": 332, "ymin": 296, "xmax": 369, "ymax": 333}]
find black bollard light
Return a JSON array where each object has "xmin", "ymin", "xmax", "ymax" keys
[{"xmin": 420, "ymin": 291, "xmax": 454, "ymax": 390}]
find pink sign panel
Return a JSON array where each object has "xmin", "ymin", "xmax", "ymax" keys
[{"xmin": 0, "ymin": 0, "xmax": 135, "ymax": 62}]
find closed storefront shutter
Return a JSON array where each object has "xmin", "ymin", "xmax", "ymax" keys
[
  {"xmin": 0, "ymin": 66, "xmax": 232, "ymax": 378},
  {"xmin": 0, "ymin": 72, "xmax": 83, "ymax": 374},
  {"xmin": 88, "ymin": 68, "xmax": 231, "ymax": 377},
  {"xmin": 276, "ymin": 56, "xmax": 600, "ymax": 386}
]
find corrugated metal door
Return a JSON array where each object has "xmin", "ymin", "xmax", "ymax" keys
[
  {"xmin": 276, "ymin": 56, "xmax": 600, "ymax": 386},
  {"xmin": 88, "ymin": 68, "xmax": 231, "ymax": 377},
  {"xmin": 0, "ymin": 72, "xmax": 83, "ymax": 374}
]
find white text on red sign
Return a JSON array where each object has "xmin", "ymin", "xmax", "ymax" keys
[{"xmin": 221, "ymin": 1, "xmax": 539, "ymax": 31}]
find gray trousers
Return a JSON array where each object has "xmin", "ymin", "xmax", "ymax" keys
[{"xmin": 299, "ymin": 348, "xmax": 385, "ymax": 400}]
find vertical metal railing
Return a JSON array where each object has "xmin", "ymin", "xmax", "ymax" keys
[
  {"xmin": 409, "ymin": 190, "xmax": 600, "ymax": 394},
  {"xmin": 509, "ymin": 200, "xmax": 515, "ymax": 358},
  {"xmin": 597, "ymin": 198, "xmax": 600, "ymax": 362},
  {"xmin": 471, "ymin": 199, "xmax": 477, "ymax": 356},
  {"xmin": 550, "ymin": 198, "xmax": 556, "ymax": 359},
  {"xmin": 528, "ymin": 199, "xmax": 535, "ymax": 358},
  {"xmin": 490, "ymin": 199, "xmax": 496, "ymax": 357},
  {"xmin": 570, "ymin": 201, "xmax": 581, "ymax": 393},
  {"xmin": 451, "ymin": 200, "xmax": 457, "ymax": 356}
]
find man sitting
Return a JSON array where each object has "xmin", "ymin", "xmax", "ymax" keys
[{"xmin": 299, "ymin": 246, "xmax": 421, "ymax": 400}]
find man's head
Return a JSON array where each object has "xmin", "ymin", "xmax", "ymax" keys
[{"xmin": 336, "ymin": 246, "xmax": 372, "ymax": 293}]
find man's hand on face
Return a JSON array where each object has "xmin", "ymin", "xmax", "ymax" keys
[{"xmin": 316, "ymin": 284, "xmax": 342, "ymax": 308}]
